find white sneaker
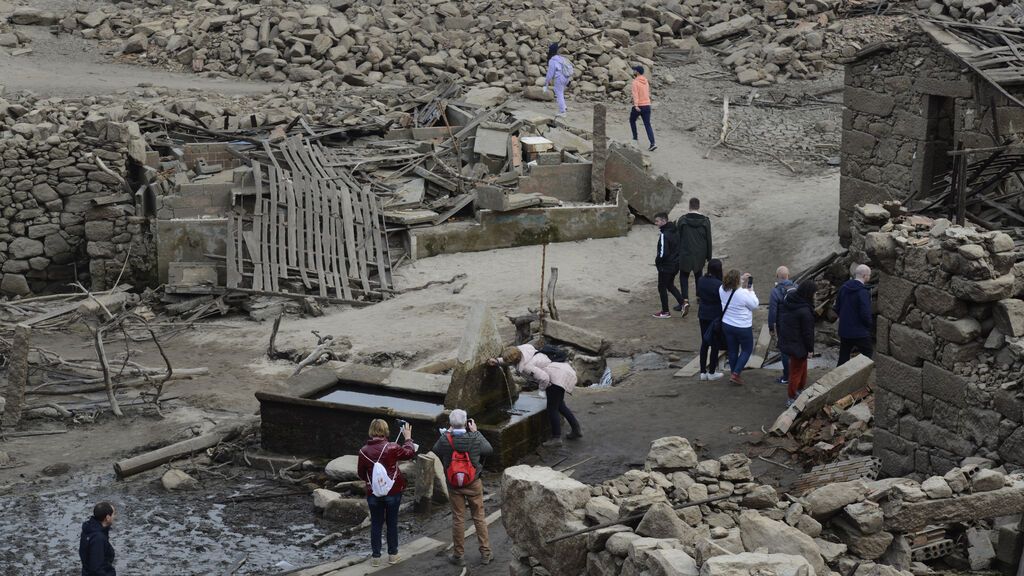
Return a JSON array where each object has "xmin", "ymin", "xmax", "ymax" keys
[
  {"xmin": 707, "ymin": 372, "xmax": 724, "ymax": 381},
  {"xmin": 699, "ymin": 373, "xmax": 708, "ymax": 381}
]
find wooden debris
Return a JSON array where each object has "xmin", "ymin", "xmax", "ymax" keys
[{"xmin": 113, "ymin": 419, "xmax": 253, "ymax": 479}]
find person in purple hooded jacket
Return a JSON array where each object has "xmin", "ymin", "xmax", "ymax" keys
[{"xmin": 542, "ymin": 43, "xmax": 573, "ymax": 117}]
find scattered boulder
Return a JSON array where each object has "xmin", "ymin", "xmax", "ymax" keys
[
  {"xmin": 738, "ymin": 510, "xmax": 825, "ymax": 575},
  {"xmin": 645, "ymin": 437, "xmax": 698, "ymax": 471},
  {"xmin": 161, "ymin": 469, "xmax": 198, "ymax": 491},
  {"xmin": 701, "ymin": 552, "xmax": 814, "ymax": 576},
  {"xmin": 803, "ymin": 480, "xmax": 867, "ymax": 518},
  {"xmin": 324, "ymin": 498, "xmax": 369, "ymax": 525}
]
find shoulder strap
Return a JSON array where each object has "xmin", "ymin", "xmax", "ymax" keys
[
  {"xmin": 720, "ymin": 289, "xmax": 737, "ymax": 318},
  {"xmin": 360, "ymin": 444, "xmax": 388, "ymax": 465},
  {"xmin": 447, "ymin": 432, "xmax": 456, "ymax": 450}
]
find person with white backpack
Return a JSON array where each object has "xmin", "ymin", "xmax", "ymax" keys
[
  {"xmin": 357, "ymin": 419, "xmax": 417, "ymax": 567},
  {"xmin": 542, "ymin": 43, "xmax": 574, "ymax": 117}
]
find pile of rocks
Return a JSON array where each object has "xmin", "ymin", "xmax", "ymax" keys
[
  {"xmin": 502, "ymin": 436, "xmax": 1024, "ymax": 575},
  {"xmin": 0, "ymin": 21, "xmax": 31, "ymax": 52},
  {"xmin": 10, "ymin": 0, "xmax": 854, "ymax": 89},
  {"xmin": 913, "ymin": 0, "xmax": 1024, "ymax": 26}
]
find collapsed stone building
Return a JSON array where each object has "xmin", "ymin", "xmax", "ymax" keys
[
  {"xmin": 839, "ymin": 19, "xmax": 1024, "ymax": 478},
  {"xmin": 839, "ymin": 18, "xmax": 1024, "ymax": 243}
]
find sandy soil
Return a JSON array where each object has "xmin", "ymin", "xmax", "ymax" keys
[{"xmin": 0, "ymin": 11, "xmax": 844, "ymax": 573}]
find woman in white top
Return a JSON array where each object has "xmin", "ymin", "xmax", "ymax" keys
[{"xmin": 719, "ymin": 269, "xmax": 759, "ymax": 385}]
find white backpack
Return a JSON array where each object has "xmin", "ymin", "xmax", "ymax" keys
[{"xmin": 361, "ymin": 446, "xmax": 396, "ymax": 497}]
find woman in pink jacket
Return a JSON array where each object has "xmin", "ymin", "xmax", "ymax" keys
[{"xmin": 489, "ymin": 344, "xmax": 581, "ymax": 446}]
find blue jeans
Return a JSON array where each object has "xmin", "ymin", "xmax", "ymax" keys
[
  {"xmin": 780, "ymin": 351, "xmax": 790, "ymax": 381},
  {"xmin": 368, "ymin": 493, "xmax": 402, "ymax": 557},
  {"xmin": 723, "ymin": 323, "xmax": 754, "ymax": 376}
]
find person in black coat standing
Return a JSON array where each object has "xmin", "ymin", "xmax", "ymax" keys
[
  {"xmin": 653, "ymin": 212, "xmax": 684, "ymax": 318},
  {"xmin": 778, "ymin": 280, "xmax": 817, "ymax": 406},
  {"xmin": 696, "ymin": 259, "xmax": 724, "ymax": 380},
  {"xmin": 80, "ymin": 502, "xmax": 116, "ymax": 576}
]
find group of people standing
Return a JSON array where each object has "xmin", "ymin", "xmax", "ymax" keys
[{"xmin": 653, "ymin": 200, "xmax": 876, "ymax": 401}]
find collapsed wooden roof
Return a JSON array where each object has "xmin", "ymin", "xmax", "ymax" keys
[{"xmin": 919, "ymin": 18, "xmax": 1024, "ymax": 109}]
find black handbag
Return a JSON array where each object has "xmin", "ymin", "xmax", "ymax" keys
[{"xmin": 703, "ymin": 289, "xmax": 735, "ymax": 346}]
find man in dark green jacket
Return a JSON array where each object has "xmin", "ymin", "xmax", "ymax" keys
[
  {"xmin": 432, "ymin": 409, "xmax": 493, "ymax": 567},
  {"xmin": 676, "ymin": 197, "xmax": 713, "ymax": 316}
]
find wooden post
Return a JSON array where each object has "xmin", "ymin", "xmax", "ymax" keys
[
  {"xmin": 538, "ymin": 244, "xmax": 547, "ymax": 327},
  {"xmin": 591, "ymin": 104, "xmax": 608, "ymax": 203},
  {"xmin": 547, "ymin": 267, "xmax": 560, "ymax": 321},
  {"xmin": 955, "ymin": 142, "xmax": 967, "ymax": 226},
  {"xmin": 1, "ymin": 323, "xmax": 30, "ymax": 428}
]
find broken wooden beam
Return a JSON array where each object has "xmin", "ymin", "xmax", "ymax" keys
[
  {"xmin": 2, "ymin": 324, "xmax": 30, "ymax": 427},
  {"xmin": 113, "ymin": 419, "xmax": 253, "ymax": 479}
]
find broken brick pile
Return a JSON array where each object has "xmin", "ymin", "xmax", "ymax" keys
[
  {"xmin": 503, "ymin": 436, "xmax": 1024, "ymax": 576},
  {"xmin": 850, "ymin": 203, "xmax": 1024, "ymax": 478}
]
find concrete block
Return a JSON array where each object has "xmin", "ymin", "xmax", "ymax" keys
[
  {"xmin": 518, "ymin": 163, "xmax": 593, "ymax": 202},
  {"xmin": 473, "ymin": 126, "xmax": 510, "ymax": 158},
  {"xmin": 543, "ymin": 319, "xmax": 609, "ymax": 354},
  {"xmin": 606, "ymin": 144, "xmax": 682, "ymax": 222},
  {"xmin": 155, "ymin": 218, "xmax": 228, "ymax": 284},
  {"xmin": 796, "ymin": 354, "xmax": 874, "ymax": 416}
]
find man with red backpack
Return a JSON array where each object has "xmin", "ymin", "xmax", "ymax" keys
[{"xmin": 431, "ymin": 409, "xmax": 494, "ymax": 567}]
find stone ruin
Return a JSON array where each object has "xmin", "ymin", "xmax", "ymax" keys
[
  {"xmin": 502, "ymin": 436, "xmax": 1024, "ymax": 575},
  {"xmin": 849, "ymin": 203, "xmax": 1024, "ymax": 478}
]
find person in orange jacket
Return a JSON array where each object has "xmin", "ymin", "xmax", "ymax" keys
[{"xmin": 629, "ymin": 65, "xmax": 656, "ymax": 151}]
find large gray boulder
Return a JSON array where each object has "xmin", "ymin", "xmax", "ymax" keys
[
  {"xmin": 700, "ymin": 552, "xmax": 813, "ymax": 576},
  {"xmin": 803, "ymin": 479, "xmax": 868, "ymax": 518},
  {"xmin": 645, "ymin": 436, "xmax": 698, "ymax": 471},
  {"xmin": 636, "ymin": 502, "xmax": 696, "ymax": 551},
  {"xmin": 738, "ymin": 511, "xmax": 825, "ymax": 575},
  {"xmin": 502, "ymin": 465, "xmax": 591, "ymax": 575}
]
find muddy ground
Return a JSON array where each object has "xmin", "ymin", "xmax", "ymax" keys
[{"xmin": 0, "ymin": 5, "xmax": 850, "ymax": 574}]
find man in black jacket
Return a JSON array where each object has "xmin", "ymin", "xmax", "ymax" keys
[
  {"xmin": 653, "ymin": 212, "xmax": 684, "ymax": 318},
  {"xmin": 676, "ymin": 198, "xmax": 712, "ymax": 317},
  {"xmin": 80, "ymin": 502, "xmax": 116, "ymax": 576},
  {"xmin": 433, "ymin": 409, "xmax": 494, "ymax": 567}
]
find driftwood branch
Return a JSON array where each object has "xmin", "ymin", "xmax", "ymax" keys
[
  {"xmin": 93, "ymin": 326, "xmax": 123, "ymax": 417},
  {"xmin": 147, "ymin": 328, "xmax": 173, "ymax": 416},
  {"xmin": 704, "ymin": 95, "xmax": 731, "ymax": 159},
  {"xmin": 546, "ymin": 267, "xmax": 559, "ymax": 321},
  {"xmin": 292, "ymin": 336, "xmax": 335, "ymax": 376}
]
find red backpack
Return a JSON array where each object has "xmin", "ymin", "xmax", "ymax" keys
[{"xmin": 445, "ymin": 433, "xmax": 477, "ymax": 487}]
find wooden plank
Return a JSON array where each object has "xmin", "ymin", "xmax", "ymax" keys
[
  {"xmin": 295, "ymin": 174, "xmax": 312, "ymax": 289},
  {"xmin": 226, "ymin": 212, "xmax": 240, "ymax": 288},
  {"xmin": 311, "ymin": 178, "xmax": 328, "ymax": 297},
  {"xmin": 324, "ymin": 537, "xmax": 445, "ymax": 576},
  {"xmin": 323, "ymin": 185, "xmax": 340, "ymax": 295},
  {"xmin": 354, "ymin": 183, "xmax": 372, "ymax": 292},
  {"xmin": 369, "ymin": 191, "xmax": 391, "ymax": 291},
  {"xmin": 268, "ymin": 165, "xmax": 280, "ymax": 292},
  {"xmin": 337, "ymin": 176, "xmax": 364, "ymax": 293},
  {"xmin": 251, "ymin": 161, "xmax": 265, "ymax": 292},
  {"xmin": 330, "ymin": 188, "xmax": 353, "ymax": 300}
]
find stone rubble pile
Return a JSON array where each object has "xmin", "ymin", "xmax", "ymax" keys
[
  {"xmin": 7, "ymin": 0, "xmax": 867, "ymax": 89},
  {"xmin": 849, "ymin": 203, "xmax": 1024, "ymax": 476},
  {"xmin": 913, "ymin": 0, "xmax": 1024, "ymax": 26},
  {"xmin": 0, "ymin": 20, "xmax": 31, "ymax": 51},
  {"xmin": 503, "ymin": 436, "xmax": 1024, "ymax": 575}
]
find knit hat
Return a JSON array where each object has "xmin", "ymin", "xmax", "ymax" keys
[
  {"xmin": 633, "ymin": 65, "xmax": 645, "ymax": 75},
  {"xmin": 548, "ymin": 43, "xmax": 560, "ymax": 58}
]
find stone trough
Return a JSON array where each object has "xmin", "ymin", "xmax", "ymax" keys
[{"xmin": 257, "ymin": 303, "xmax": 550, "ymax": 468}]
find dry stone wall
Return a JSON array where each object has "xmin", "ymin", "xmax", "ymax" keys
[
  {"xmin": 0, "ymin": 110, "xmax": 150, "ymax": 296},
  {"xmin": 850, "ymin": 203, "xmax": 1024, "ymax": 477},
  {"xmin": 839, "ymin": 23, "xmax": 1024, "ymax": 244}
]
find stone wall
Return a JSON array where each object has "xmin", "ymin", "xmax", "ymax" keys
[
  {"xmin": 850, "ymin": 204, "xmax": 1024, "ymax": 477},
  {"xmin": 0, "ymin": 117, "xmax": 152, "ymax": 296},
  {"xmin": 839, "ymin": 23, "xmax": 1024, "ymax": 243}
]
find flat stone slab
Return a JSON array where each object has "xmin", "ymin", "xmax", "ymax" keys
[
  {"xmin": 882, "ymin": 486, "xmax": 1024, "ymax": 532},
  {"xmin": 543, "ymin": 318, "xmax": 608, "ymax": 354}
]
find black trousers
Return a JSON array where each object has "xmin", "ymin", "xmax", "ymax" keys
[
  {"xmin": 699, "ymin": 319, "xmax": 720, "ymax": 373},
  {"xmin": 838, "ymin": 337, "xmax": 874, "ymax": 366},
  {"xmin": 545, "ymin": 385, "xmax": 579, "ymax": 438},
  {"xmin": 657, "ymin": 270, "xmax": 683, "ymax": 313},
  {"xmin": 678, "ymin": 266, "xmax": 702, "ymax": 301},
  {"xmin": 629, "ymin": 105, "xmax": 655, "ymax": 145}
]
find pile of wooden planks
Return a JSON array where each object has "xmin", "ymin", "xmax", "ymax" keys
[{"xmin": 227, "ymin": 136, "xmax": 393, "ymax": 301}]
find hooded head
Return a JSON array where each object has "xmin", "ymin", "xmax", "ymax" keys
[
  {"xmin": 633, "ymin": 65, "xmax": 645, "ymax": 76},
  {"xmin": 796, "ymin": 280, "xmax": 817, "ymax": 302},
  {"xmin": 706, "ymin": 258, "xmax": 723, "ymax": 280},
  {"xmin": 548, "ymin": 43, "xmax": 560, "ymax": 59}
]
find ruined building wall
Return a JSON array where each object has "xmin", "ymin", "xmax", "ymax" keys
[
  {"xmin": 0, "ymin": 118, "xmax": 153, "ymax": 296},
  {"xmin": 840, "ymin": 25, "xmax": 1024, "ymax": 244},
  {"xmin": 849, "ymin": 204, "xmax": 1024, "ymax": 477}
]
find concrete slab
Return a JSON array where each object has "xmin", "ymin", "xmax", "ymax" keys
[
  {"xmin": 476, "ymin": 186, "xmax": 544, "ymax": 212},
  {"xmin": 474, "ymin": 127, "xmax": 510, "ymax": 158},
  {"xmin": 518, "ymin": 163, "xmax": 592, "ymax": 202},
  {"xmin": 545, "ymin": 126, "xmax": 594, "ymax": 154},
  {"xmin": 383, "ymin": 209, "xmax": 438, "ymax": 225},
  {"xmin": 769, "ymin": 355, "xmax": 874, "ymax": 435},
  {"xmin": 327, "ymin": 361, "xmax": 450, "ymax": 397},
  {"xmin": 883, "ymin": 486, "xmax": 1024, "ymax": 532},
  {"xmin": 606, "ymin": 143, "xmax": 684, "ymax": 222},
  {"xmin": 747, "ymin": 324, "xmax": 771, "ymax": 369},
  {"xmin": 155, "ymin": 218, "xmax": 228, "ymax": 284},
  {"xmin": 409, "ymin": 190, "xmax": 631, "ymax": 258},
  {"xmin": 383, "ymin": 178, "xmax": 425, "ymax": 209},
  {"xmin": 543, "ymin": 318, "xmax": 609, "ymax": 354},
  {"xmin": 446, "ymin": 302, "xmax": 512, "ymax": 414}
]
